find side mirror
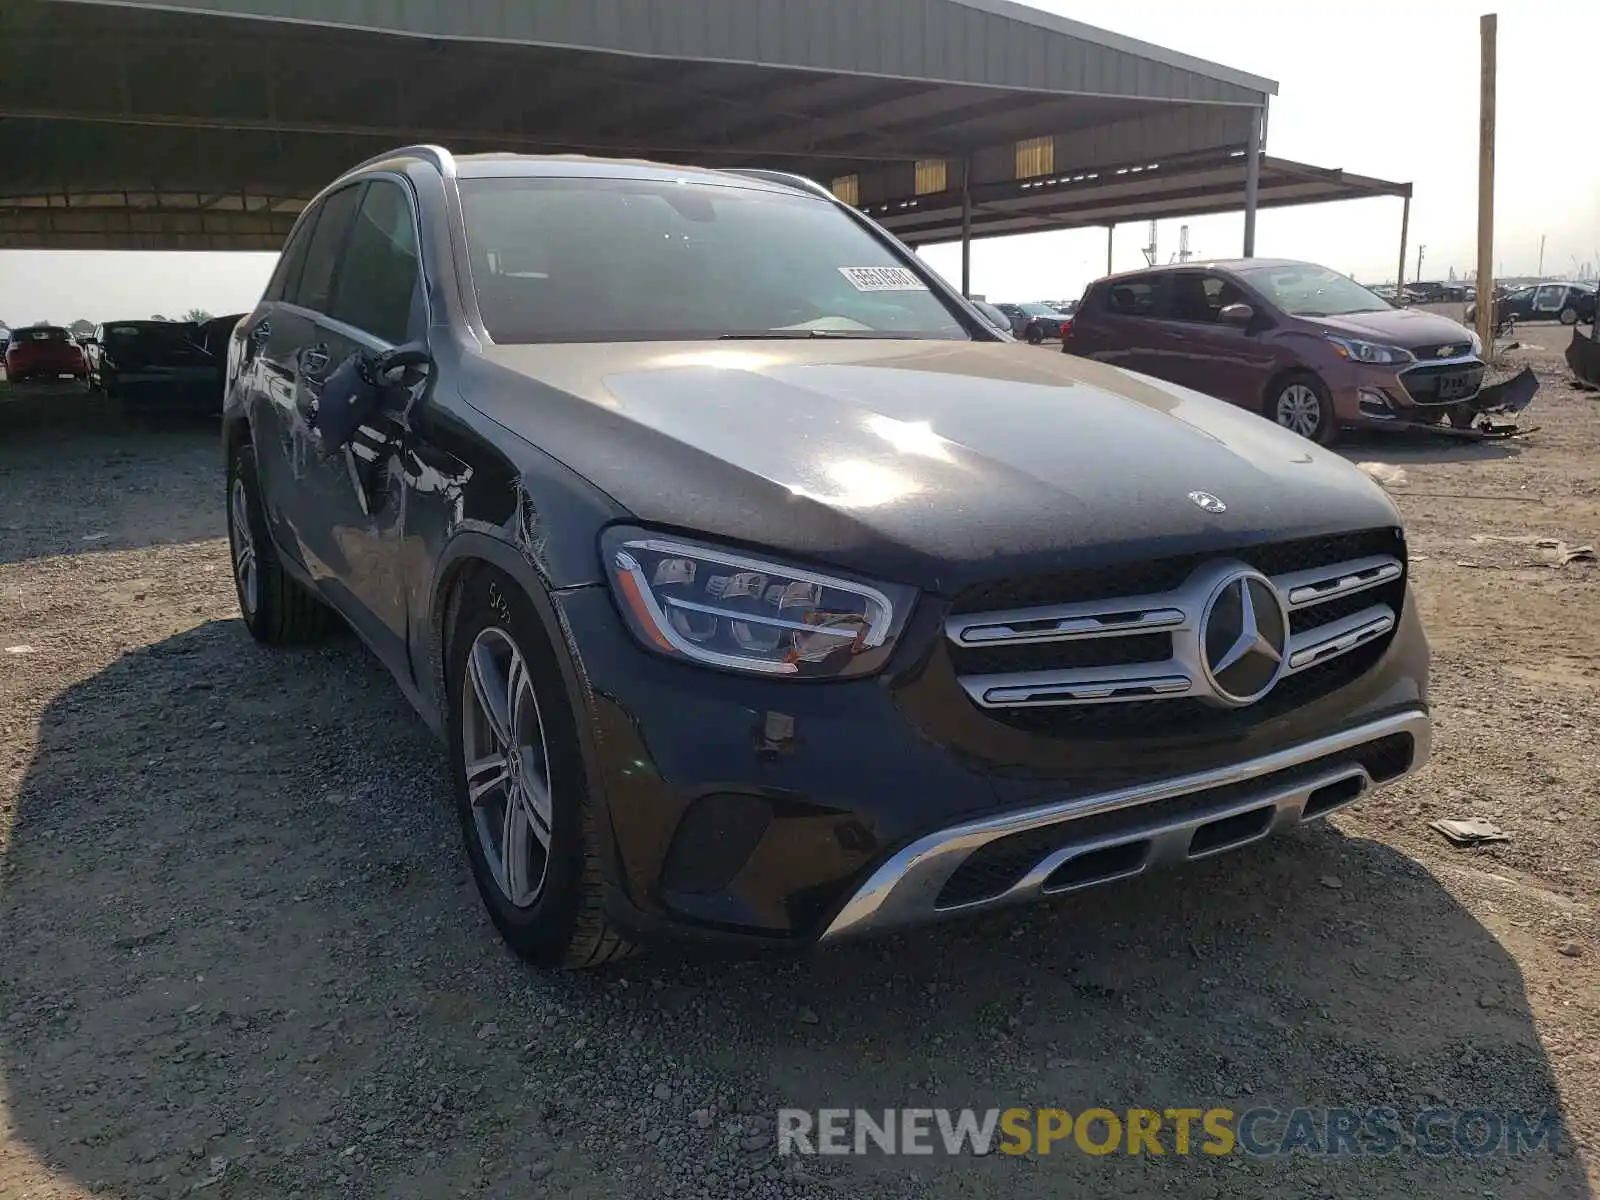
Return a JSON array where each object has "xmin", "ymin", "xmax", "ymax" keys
[
  {"xmin": 313, "ymin": 343, "xmax": 433, "ymax": 449},
  {"xmin": 375, "ymin": 341, "xmax": 432, "ymax": 376},
  {"xmin": 1219, "ymin": 303, "xmax": 1255, "ymax": 326}
]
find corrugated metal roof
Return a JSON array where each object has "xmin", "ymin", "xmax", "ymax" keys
[
  {"xmin": 3, "ymin": 0, "xmax": 1293, "ymax": 249},
  {"xmin": 48, "ymin": 0, "xmax": 1275, "ymax": 104}
]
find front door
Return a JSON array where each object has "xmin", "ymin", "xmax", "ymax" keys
[
  {"xmin": 1160, "ymin": 271, "xmax": 1278, "ymax": 405},
  {"xmin": 278, "ymin": 176, "xmax": 428, "ymax": 678}
]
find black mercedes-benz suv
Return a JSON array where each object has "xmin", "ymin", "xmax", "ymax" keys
[{"xmin": 223, "ymin": 145, "xmax": 1430, "ymax": 968}]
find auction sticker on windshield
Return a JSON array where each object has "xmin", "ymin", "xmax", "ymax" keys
[{"xmin": 838, "ymin": 266, "xmax": 928, "ymax": 292}]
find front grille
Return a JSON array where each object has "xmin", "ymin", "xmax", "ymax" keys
[
  {"xmin": 945, "ymin": 529, "xmax": 1406, "ymax": 740},
  {"xmin": 1400, "ymin": 362, "xmax": 1485, "ymax": 405},
  {"xmin": 950, "ymin": 528, "xmax": 1402, "ymax": 614},
  {"xmin": 949, "ymin": 632, "xmax": 1171, "ymax": 677},
  {"xmin": 935, "ymin": 731, "xmax": 1414, "ymax": 907},
  {"xmin": 1289, "ymin": 579, "xmax": 1406, "ymax": 633},
  {"xmin": 1415, "ymin": 342, "xmax": 1473, "ymax": 361},
  {"xmin": 989, "ymin": 638, "xmax": 1389, "ymax": 741}
]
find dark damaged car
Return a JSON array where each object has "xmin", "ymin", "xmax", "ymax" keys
[
  {"xmin": 91, "ymin": 316, "xmax": 244, "ymax": 412},
  {"xmin": 223, "ymin": 147, "xmax": 1432, "ymax": 968}
]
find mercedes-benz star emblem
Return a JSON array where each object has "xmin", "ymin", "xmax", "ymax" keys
[
  {"xmin": 1188, "ymin": 491, "xmax": 1227, "ymax": 514},
  {"xmin": 1199, "ymin": 570, "xmax": 1289, "ymax": 706}
]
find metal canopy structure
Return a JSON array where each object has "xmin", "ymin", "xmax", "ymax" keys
[
  {"xmin": 873, "ymin": 149, "xmax": 1412, "ymax": 246},
  {"xmin": 0, "ymin": 0, "xmax": 1405, "ymax": 280},
  {"xmin": 2, "ymin": 0, "xmax": 1276, "ymax": 254}
]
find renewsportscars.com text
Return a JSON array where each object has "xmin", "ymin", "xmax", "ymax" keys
[{"xmin": 776, "ymin": 1107, "xmax": 1563, "ymax": 1158}]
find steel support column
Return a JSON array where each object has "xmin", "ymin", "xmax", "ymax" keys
[
  {"xmin": 960, "ymin": 156, "xmax": 972, "ymax": 297},
  {"xmin": 1242, "ymin": 105, "xmax": 1261, "ymax": 257}
]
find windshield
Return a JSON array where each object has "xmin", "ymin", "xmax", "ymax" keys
[
  {"xmin": 1239, "ymin": 264, "xmax": 1392, "ymax": 317},
  {"xmin": 459, "ymin": 177, "xmax": 970, "ymax": 343},
  {"xmin": 1017, "ymin": 302, "xmax": 1060, "ymax": 316}
]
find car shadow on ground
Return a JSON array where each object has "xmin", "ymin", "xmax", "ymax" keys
[
  {"xmin": 1, "ymin": 621, "xmax": 1589, "ymax": 1199},
  {"xmin": 0, "ymin": 396, "xmax": 222, "ymax": 566}
]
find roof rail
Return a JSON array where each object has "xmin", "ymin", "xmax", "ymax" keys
[
  {"xmin": 721, "ymin": 168, "xmax": 838, "ymax": 201},
  {"xmin": 346, "ymin": 143, "xmax": 457, "ymax": 179}
]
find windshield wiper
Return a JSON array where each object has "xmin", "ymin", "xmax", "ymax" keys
[{"xmin": 717, "ymin": 329, "xmax": 909, "ymax": 340}]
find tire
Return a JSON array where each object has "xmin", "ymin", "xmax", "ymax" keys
[
  {"xmin": 1267, "ymin": 372, "xmax": 1339, "ymax": 445},
  {"xmin": 445, "ymin": 568, "xmax": 635, "ymax": 969},
  {"xmin": 1025, "ymin": 324, "xmax": 1044, "ymax": 345},
  {"xmin": 226, "ymin": 440, "xmax": 334, "ymax": 645},
  {"xmin": 1559, "ymin": 306, "xmax": 1579, "ymax": 326}
]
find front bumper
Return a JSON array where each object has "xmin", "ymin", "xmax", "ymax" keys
[
  {"xmin": 822, "ymin": 708, "xmax": 1428, "ymax": 940},
  {"xmin": 1334, "ymin": 357, "xmax": 1488, "ymax": 427},
  {"xmin": 554, "ymin": 583, "xmax": 1431, "ymax": 949}
]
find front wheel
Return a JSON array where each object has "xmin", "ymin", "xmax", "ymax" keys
[
  {"xmin": 1268, "ymin": 373, "xmax": 1338, "ymax": 445},
  {"xmin": 1025, "ymin": 324, "xmax": 1044, "ymax": 345},
  {"xmin": 446, "ymin": 569, "xmax": 634, "ymax": 969}
]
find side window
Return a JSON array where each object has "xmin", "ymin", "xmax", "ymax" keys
[
  {"xmin": 1169, "ymin": 273, "xmax": 1250, "ymax": 323},
  {"xmin": 1105, "ymin": 276, "xmax": 1165, "ymax": 318},
  {"xmin": 263, "ymin": 208, "xmax": 318, "ymax": 302},
  {"xmin": 290, "ymin": 184, "xmax": 364, "ymax": 314},
  {"xmin": 329, "ymin": 179, "xmax": 422, "ymax": 345}
]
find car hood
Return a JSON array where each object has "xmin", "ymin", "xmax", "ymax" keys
[
  {"xmin": 467, "ymin": 340, "xmax": 1401, "ymax": 594},
  {"xmin": 1311, "ymin": 307, "xmax": 1477, "ymax": 351}
]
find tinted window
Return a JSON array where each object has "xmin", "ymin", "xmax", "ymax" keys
[
  {"xmin": 264, "ymin": 210, "xmax": 317, "ymax": 303},
  {"xmin": 331, "ymin": 179, "xmax": 421, "ymax": 344},
  {"xmin": 459, "ymin": 177, "xmax": 968, "ymax": 343},
  {"xmin": 1104, "ymin": 278, "xmax": 1163, "ymax": 317},
  {"xmin": 291, "ymin": 184, "xmax": 363, "ymax": 314},
  {"xmin": 1168, "ymin": 273, "xmax": 1251, "ymax": 323}
]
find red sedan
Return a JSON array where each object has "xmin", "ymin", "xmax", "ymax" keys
[{"xmin": 4, "ymin": 325, "xmax": 87, "ymax": 384}]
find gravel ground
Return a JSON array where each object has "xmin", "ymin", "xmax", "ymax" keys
[{"xmin": 1, "ymin": 332, "xmax": 1596, "ymax": 1199}]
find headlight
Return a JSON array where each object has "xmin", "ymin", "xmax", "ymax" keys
[
  {"xmin": 1469, "ymin": 331, "xmax": 1483, "ymax": 356},
  {"xmin": 1325, "ymin": 335, "xmax": 1414, "ymax": 365},
  {"xmin": 601, "ymin": 529, "xmax": 915, "ymax": 678}
]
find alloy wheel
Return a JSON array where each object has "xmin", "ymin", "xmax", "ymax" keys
[
  {"xmin": 462, "ymin": 627, "xmax": 554, "ymax": 908},
  {"xmin": 1275, "ymin": 384, "xmax": 1323, "ymax": 438},
  {"xmin": 229, "ymin": 476, "xmax": 259, "ymax": 615}
]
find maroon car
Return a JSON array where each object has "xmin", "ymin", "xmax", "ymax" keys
[
  {"xmin": 1064, "ymin": 259, "xmax": 1489, "ymax": 442},
  {"xmin": 4, "ymin": 324, "xmax": 88, "ymax": 384}
]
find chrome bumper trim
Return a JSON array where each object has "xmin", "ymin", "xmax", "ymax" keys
[{"xmin": 818, "ymin": 709, "xmax": 1431, "ymax": 942}]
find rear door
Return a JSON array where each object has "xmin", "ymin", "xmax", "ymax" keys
[
  {"xmin": 1078, "ymin": 274, "xmax": 1170, "ymax": 377},
  {"xmin": 278, "ymin": 176, "xmax": 427, "ymax": 671}
]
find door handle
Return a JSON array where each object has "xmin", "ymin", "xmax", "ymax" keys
[{"xmin": 300, "ymin": 345, "xmax": 331, "ymax": 376}]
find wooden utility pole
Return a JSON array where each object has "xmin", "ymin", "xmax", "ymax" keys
[{"xmin": 1475, "ymin": 13, "xmax": 1497, "ymax": 351}]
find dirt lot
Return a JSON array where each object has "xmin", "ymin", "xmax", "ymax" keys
[{"xmin": 1, "ymin": 329, "xmax": 1597, "ymax": 1199}]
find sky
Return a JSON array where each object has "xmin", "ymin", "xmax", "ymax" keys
[{"xmin": 1, "ymin": 0, "xmax": 1596, "ymax": 325}]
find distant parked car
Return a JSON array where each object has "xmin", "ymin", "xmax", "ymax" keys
[
  {"xmin": 4, "ymin": 324, "xmax": 87, "ymax": 384},
  {"xmin": 995, "ymin": 301, "xmax": 1069, "ymax": 344},
  {"xmin": 1065, "ymin": 258, "xmax": 1487, "ymax": 443},
  {"xmin": 970, "ymin": 300, "xmax": 1013, "ymax": 336},
  {"xmin": 89, "ymin": 315, "xmax": 244, "ymax": 411},
  {"xmin": 1467, "ymin": 281, "xmax": 1595, "ymax": 328}
]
